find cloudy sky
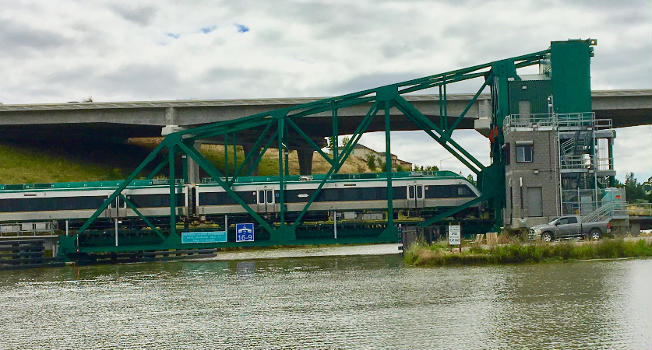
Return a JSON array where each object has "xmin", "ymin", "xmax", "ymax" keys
[{"xmin": 1, "ymin": 0, "xmax": 650, "ymax": 181}]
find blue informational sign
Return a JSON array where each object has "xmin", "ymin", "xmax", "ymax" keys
[
  {"xmin": 181, "ymin": 231, "xmax": 227, "ymax": 244},
  {"xmin": 236, "ymin": 223, "xmax": 255, "ymax": 242}
]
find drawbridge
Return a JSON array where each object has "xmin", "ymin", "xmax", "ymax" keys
[{"xmin": 57, "ymin": 39, "xmax": 597, "ymax": 260}]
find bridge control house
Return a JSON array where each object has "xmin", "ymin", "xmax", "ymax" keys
[{"xmin": 501, "ymin": 40, "xmax": 619, "ymax": 228}]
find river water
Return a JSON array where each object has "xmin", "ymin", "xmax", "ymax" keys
[{"xmin": 0, "ymin": 249, "xmax": 650, "ymax": 349}]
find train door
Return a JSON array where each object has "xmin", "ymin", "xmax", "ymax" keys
[
  {"xmin": 256, "ymin": 187, "xmax": 276, "ymax": 213},
  {"xmin": 108, "ymin": 195, "xmax": 126, "ymax": 214},
  {"xmin": 407, "ymin": 184, "xmax": 425, "ymax": 209}
]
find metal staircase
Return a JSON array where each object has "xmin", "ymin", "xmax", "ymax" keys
[
  {"xmin": 581, "ymin": 200, "xmax": 629, "ymax": 233},
  {"xmin": 582, "ymin": 200, "xmax": 627, "ymax": 222}
]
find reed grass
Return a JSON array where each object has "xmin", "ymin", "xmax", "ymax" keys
[{"xmin": 404, "ymin": 239, "xmax": 652, "ymax": 267}]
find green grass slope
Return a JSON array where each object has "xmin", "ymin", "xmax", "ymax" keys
[{"xmin": 0, "ymin": 139, "xmax": 371, "ymax": 185}]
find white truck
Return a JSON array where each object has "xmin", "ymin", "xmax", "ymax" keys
[{"xmin": 529, "ymin": 215, "xmax": 610, "ymax": 242}]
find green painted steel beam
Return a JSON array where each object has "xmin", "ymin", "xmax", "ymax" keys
[
  {"xmin": 168, "ymin": 143, "xmax": 177, "ymax": 237},
  {"xmin": 418, "ymin": 195, "xmax": 488, "ymax": 227},
  {"xmin": 286, "ymin": 118, "xmax": 334, "ymax": 166},
  {"xmin": 119, "ymin": 194, "xmax": 166, "ymax": 240},
  {"xmin": 393, "ymin": 96, "xmax": 484, "ymax": 173},
  {"xmin": 77, "ymin": 140, "xmax": 168, "ymax": 234},
  {"xmin": 383, "ymin": 100, "xmax": 394, "ymax": 228},
  {"xmin": 232, "ymin": 121, "xmax": 273, "ymax": 179},
  {"xmin": 245, "ymin": 128, "xmax": 279, "ymax": 177},
  {"xmin": 445, "ymin": 79, "xmax": 490, "ymax": 137},
  {"xmin": 277, "ymin": 117, "xmax": 288, "ymax": 227},
  {"xmin": 398, "ymin": 106, "xmax": 481, "ymax": 174},
  {"xmin": 398, "ymin": 71, "xmax": 488, "ymax": 95},
  {"xmin": 331, "ymin": 102, "xmax": 339, "ymax": 160},
  {"xmin": 176, "ymin": 141, "xmax": 276, "ymax": 234},
  {"xmin": 147, "ymin": 159, "xmax": 167, "ymax": 180},
  {"xmin": 291, "ymin": 103, "xmax": 379, "ymax": 227}
]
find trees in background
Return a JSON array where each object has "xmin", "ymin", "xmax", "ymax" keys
[
  {"xmin": 365, "ymin": 154, "xmax": 378, "ymax": 171},
  {"xmin": 413, "ymin": 165, "xmax": 439, "ymax": 171},
  {"xmin": 622, "ymin": 172, "xmax": 652, "ymax": 203}
]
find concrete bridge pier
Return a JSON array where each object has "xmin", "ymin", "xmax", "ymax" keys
[
  {"xmin": 161, "ymin": 109, "xmax": 203, "ymax": 184},
  {"xmin": 186, "ymin": 141, "xmax": 201, "ymax": 184},
  {"xmin": 297, "ymin": 148, "xmax": 314, "ymax": 175}
]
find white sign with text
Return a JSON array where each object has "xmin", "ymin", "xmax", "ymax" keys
[{"xmin": 449, "ymin": 225, "xmax": 461, "ymax": 245}]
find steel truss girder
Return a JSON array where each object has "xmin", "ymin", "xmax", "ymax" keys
[{"xmin": 72, "ymin": 47, "xmax": 551, "ymax": 250}]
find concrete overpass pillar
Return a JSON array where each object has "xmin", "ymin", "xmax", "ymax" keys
[
  {"xmin": 473, "ymin": 99, "xmax": 492, "ymax": 137},
  {"xmin": 165, "ymin": 107, "xmax": 177, "ymax": 125},
  {"xmin": 242, "ymin": 144, "xmax": 260, "ymax": 176},
  {"xmin": 297, "ymin": 148, "xmax": 314, "ymax": 175},
  {"xmin": 187, "ymin": 141, "xmax": 201, "ymax": 184},
  {"xmin": 160, "ymin": 111, "xmax": 202, "ymax": 183}
]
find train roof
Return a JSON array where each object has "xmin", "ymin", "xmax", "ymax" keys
[
  {"xmin": 199, "ymin": 171, "xmax": 466, "ymax": 185},
  {"xmin": 0, "ymin": 171, "xmax": 468, "ymax": 192}
]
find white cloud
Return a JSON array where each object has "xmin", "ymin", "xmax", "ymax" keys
[
  {"xmin": 0, "ymin": 0, "xmax": 650, "ymax": 181},
  {"xmin": 613, "ymin": 126, "xmax": 652, "ymax": 182}
]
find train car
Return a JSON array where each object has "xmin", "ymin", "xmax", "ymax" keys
[
  {"xmin": 195, "ymin": 171, "xmax": 480, "ymax": 220},
  {"xmin": 0, "ymin": 180, "xmax": 188, "ymax": 224},
  {"xmin": 0, "ymin": 171, "xmax": 480, "ymax": 229}
]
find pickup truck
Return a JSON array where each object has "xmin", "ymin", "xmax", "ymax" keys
[{"xmin": 529, "ymin": 215, "xmax": 610, "ymax": 242}]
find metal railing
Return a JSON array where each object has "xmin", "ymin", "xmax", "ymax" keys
[
  {"xmin": 593, "ymin": 118, "xmax": 613, "ymax": 130},
  {"xmin": 596, "ymin": 157, "xmax": 611, "ymax": 171},
  {"xmin": 0, "ymin": 223, "xmax": 56, "ymax": 237},
  {"xmin": 503, "ymin": 112, "xmax": 606, "ymax": 134},
  {"xmin": 582, "ymin": 200, "xmax": 629, "ymax": 223},
  {"xmin": 560, "ymin": 155, "xmax": 592, "ymax": 170}
]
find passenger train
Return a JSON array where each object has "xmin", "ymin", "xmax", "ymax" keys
[{"xmin": 0, "ymin": 171, "xmax": 481, "ymax": 232}]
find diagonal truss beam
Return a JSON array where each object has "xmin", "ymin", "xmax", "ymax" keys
[
  {"xmin": 78, "ymin": 141, "xmax": 168, "ymax": 234},
  {"xmin": 292, "ymin": 103, "xmax": 379, "ymax": 227},
  {"xmin": 445, "ymin": 79, "xmax": 490, "ymax": 137},
  {"xmin": 418, "ymin": 195, "xmax": 488, "ymax": 228},
  {"xmin": 177, "ymin": 141, "xmax": 276, "ymax": 234},
  {"xmin": 286, "ymin": 118, "xmax": 334, "ymax": 166},
  {"xmin": 231, "ymin": 120, "xmax": 274, "ymax": 180},
  {"xmin": 120, "ymin": 194, "xmax": 166, "ymax": 240},
  {"xmin": 393, "ymin": 96, "xmax": 484, "ymax": 173}
]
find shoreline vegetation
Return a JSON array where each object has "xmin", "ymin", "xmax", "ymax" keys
[{"xmin": 404, "ymin": 238, "xmax": 652, "ymax": 267}]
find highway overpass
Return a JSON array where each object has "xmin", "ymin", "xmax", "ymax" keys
[
  {"xmin": 0, "ymin": 90, "xmax": 649, "ymax": 142},
  {"xmin": 1, "ymin": 89, "xmax": 649, "ymax": 175}
]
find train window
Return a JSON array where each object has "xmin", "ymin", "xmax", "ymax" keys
[
  {"xmin": 131, "ymin": 194, "xmax": 185, "ymax": 207},
  {"xmin": 408, "ymin": 186, "xmax": 414, "ymax": 199},
  {"xmin": 0, "ymin": 196, "xmax": 108, "ymax": 212},
  {"xmin": 321, "ymin": 189, "xmax": 339, "ymax": 201},
  {"xmin": 417, "ymin": 186, "xmax": 423, "ymax": 198},
  {"xmin": 361, "ymin": 188, "xmax": 376, "ymax": 200},
  {"xmin": 266, "ymin": 190, "xmax": 273, "ymax": 203},
  {"xmin": 457, "ymin": 186, "xmax": 472, "ymax": 197},
  {"xmin": 391, "ymin": 186, "xmax": 406, "ymax": 199},
  {"xmin": 258, "ymin": 190, "xmax": 264, "ymax": 204},
  {"xmin": 426, "ymin": 185, "xmax": 450, "ymax": 198}
]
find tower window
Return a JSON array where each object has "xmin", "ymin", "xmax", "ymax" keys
[{"xmin": 516, "ymin": 144, "xmax": 533, "ymax": 163}]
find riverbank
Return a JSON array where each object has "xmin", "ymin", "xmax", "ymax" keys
[
  {"xmin": 196, "ymin": 243, "xmax": 400, "ymax": 261},
  {"xmin": 404, "ymin": 238, "xmax": 652, "ymax": 267}
]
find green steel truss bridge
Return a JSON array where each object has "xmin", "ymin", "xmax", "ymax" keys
[{"xmin": 58, "ymin": 39, "xmax": 597, "ymax": 259}]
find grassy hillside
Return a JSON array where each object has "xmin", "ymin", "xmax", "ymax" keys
[{"xmin": 0, "ymin": 138, "xmax": 371, "ymax": 185}]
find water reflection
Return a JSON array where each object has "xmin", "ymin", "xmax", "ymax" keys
[{"xmin": 0, "ymin": 255, "xmax": 650, "ymax": 349}]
